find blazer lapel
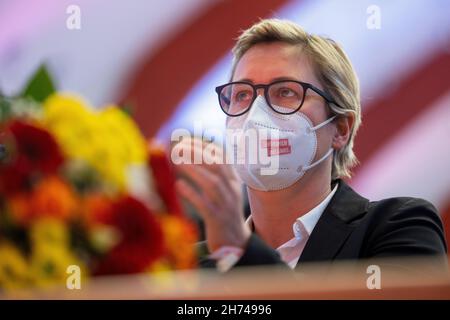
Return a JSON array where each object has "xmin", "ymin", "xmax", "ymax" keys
[{"xmin": 297, "ymin": 180, "xmax": 369, "ymax": 265}]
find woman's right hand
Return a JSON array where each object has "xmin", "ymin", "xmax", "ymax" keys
[{"xmin": 174, "ymin": 138, "xmax": 251, "ymax": 254}]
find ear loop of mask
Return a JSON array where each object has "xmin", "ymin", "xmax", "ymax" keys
[
  {"xmin": 306, "ymin": 115, "xmax": 337, "ymax": 133},
  {"xmin": 300, "ymin": 115, "xmax": 337, "ymax": 171},
  {"xmin": 302, "ymin": 148, "xmax": 334, "ymax": 171}
]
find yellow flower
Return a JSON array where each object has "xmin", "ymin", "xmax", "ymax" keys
[
  {"xmin": 30, "ymin": 219, "xmax": 86, "ymax": 288},
  {"xmin": 43, "ymin": 93, "xmax": 91, "ymax": 125},
  {"xmin": 0, "ymin": 243, "xmax": 30, "ymax": 290},
  {"xmin": 42, "ymin": 93, "xmax": 148, "ymax": 191},
  {"xmin": 30, "ymin": 218, "xmax": 70, "ymax": 251},
  {"xmin": 30, "ymin": 245, "xmax": 86, "ymax": 288},
  {"xmin": 89, "ymin": 225, "xmax": 121, "ymax": 254},
  {"xmin": 99, "ymin": 106, "xmax": 148, "ymax": 164}
]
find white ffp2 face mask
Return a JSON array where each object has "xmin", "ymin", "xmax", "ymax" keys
[{"xmin": 225, "ymin": 95, "xmax": 335, "ymax": 191}]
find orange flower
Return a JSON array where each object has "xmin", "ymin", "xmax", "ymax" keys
[
  {"xmin": 160, "ymin": 215, "xmax": 198, "ymax": 269},
  {"xmin": 8, "ymin": 193, "xmax": 32, "ymax": 226},
  {"xmin": 81, "ymin": 193, "xmax": 121, "ymax": 254},
  {"xmin": 30, "ymin": 176, "xmax": 77, "ymax": 222},
  {"xmin": 81, "ymin": 193, "xmax": 114, "ymax": 226}
]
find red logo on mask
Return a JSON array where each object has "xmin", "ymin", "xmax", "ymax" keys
[{"xmin": 261, "ymin": 139, "xmax": 291, "ymax": 156}]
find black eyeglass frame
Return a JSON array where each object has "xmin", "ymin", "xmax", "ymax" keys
[{"xmin": 215, "ymin": 80, "xmax": 342, "ymax": 117}]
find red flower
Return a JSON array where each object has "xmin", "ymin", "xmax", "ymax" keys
[
  {"xmin": 8, "ymin": 120, "xmax": 64, "ymax": 173},
  {"xmin": 148, "ymin": 144, "xmax": 183, "ymax": 216},
  {"xmin": 0, "ymin": 120, "xmax": 64, "ymax": 194},
  {"xmin": 0, "ymin": 156, "xmax": 33, "ymax": 194},
  {"xmin": 94, "ymin": 196, "xmax": 166, "ymax": 275}
]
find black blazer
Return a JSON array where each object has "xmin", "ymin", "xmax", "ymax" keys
[{"xmin": 198, "ymin": 180, "xmax": 448, "ymax": 270}]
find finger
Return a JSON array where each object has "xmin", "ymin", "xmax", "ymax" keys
[
  {"xmin": 177, "ymin": 164, "xmax": 225, "ymax": 206},
  {"xmin": 176, "ymin": 139, "xmax": 230, "ymax": 180},
  {"xmin": 201, "ymin": 142, "xmax": 239, "ymax": 180},
  {"xmin": 179, "ymin": 163, "xmax": 238, "ymax": 212},
  {"xmin": 177, "ymin": 140, "xmax": 239, "ymax": 189},
  {"xmin": 192, "ymin": 166, "xmax": 239, "ymax": 215},
  {"xmin": 176, "ymin": 177, "xmax": 242, "ymax": 235},
  {"xmin": 175, "ymin": 179, "xmax": 212, "ymax": 221},
  {"xmin": 177, "ymin": 139, "xmax": 225, "ymax": 165},
  {"xmin": 194, "ymin": 165, "xmax": 238, "ymax": 209}
]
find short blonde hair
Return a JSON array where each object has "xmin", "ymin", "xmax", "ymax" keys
[{"xmin": 231, "ymin": 19, "xmax": 361, "ymax": 179}]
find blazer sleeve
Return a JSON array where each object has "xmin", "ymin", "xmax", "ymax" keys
[
  {"xmin": 364, "ymin": 197, "xmax": 447, "ymax": 259},
  {"xmin": 197, "ymin": 234, "xmax": 289, "ymax": 270},
  {"xmin": 234, "ymin": 233, "xmax": 288, "ymax": 267}
]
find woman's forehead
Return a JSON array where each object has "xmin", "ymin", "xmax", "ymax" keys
[{"xmin": 233, "ymin": 42, "xmax": 317, "ymax": 84}]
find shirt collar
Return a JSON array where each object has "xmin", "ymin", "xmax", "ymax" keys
[{"xmin": 297, "ymin": 183, "xmax": 338, "ymax": 236}]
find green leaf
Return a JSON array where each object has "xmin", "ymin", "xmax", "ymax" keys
[
  {"xmin": 0, "ymin": 95, "xmax": 12, "ymax": 122},
  {"xmin": 120, "ymin": 102, "xmax": 135, "ymax": 117},
  {"xmin": 22, "ymin": 64, "xmax": 56, "ymax": 102}
]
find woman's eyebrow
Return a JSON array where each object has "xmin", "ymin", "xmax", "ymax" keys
[
  {"xmin": 235, "ymin": 78, "xmax": 254, "ymax": 83},
  {"xmin": 270, "ymin": 76, "xmax": 300, "ymax": 82},
  {"xmin": 234, "ymin": 76, "xmax": 300, "ymax": 83}
]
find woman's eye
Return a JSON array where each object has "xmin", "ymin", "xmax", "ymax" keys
[
  {"xmin": 279, "ymin": 88, "xmax": 296, "ymax": 97},
  {"xmin": 235, "ymin": 91, "xmax": 251, "ymax": 101}
]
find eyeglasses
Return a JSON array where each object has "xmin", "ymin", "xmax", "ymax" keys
[{"xmin": 215, "ymin": 80, "xmax": 341, "ymax": 116}]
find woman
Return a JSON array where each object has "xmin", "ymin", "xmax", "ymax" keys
[{"xmin": 175, "ymin": 19, "xmax": 447, "ymax": 272}]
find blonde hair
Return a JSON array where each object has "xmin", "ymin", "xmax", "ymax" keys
[{"xmin": 231, "ymin": 19, "xmax": 361, "ymax": 179}]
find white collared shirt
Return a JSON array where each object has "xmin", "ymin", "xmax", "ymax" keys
[{"xmin": 246, "ymin": 183, "xmax": 338, "ymax": 269}]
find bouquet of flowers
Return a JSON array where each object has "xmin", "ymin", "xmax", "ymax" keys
[{"xmin": 0, "ymin": 66, "xmax": 198, "ymax": 290}]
